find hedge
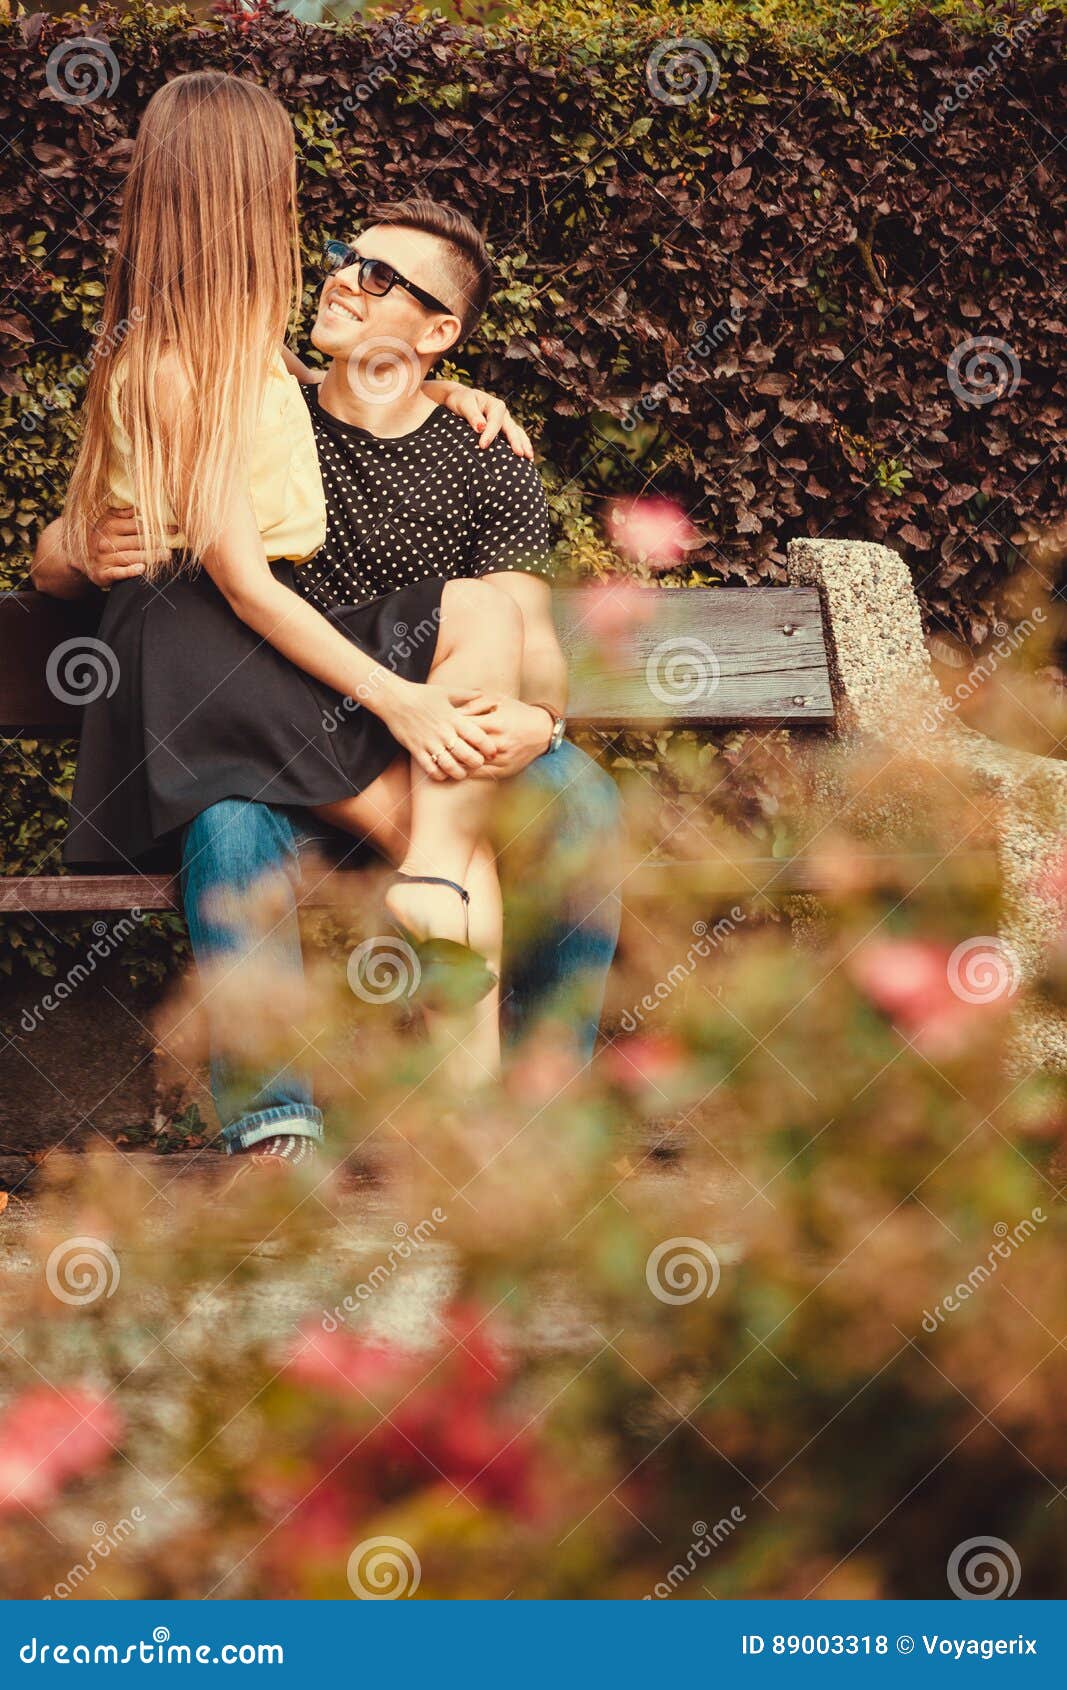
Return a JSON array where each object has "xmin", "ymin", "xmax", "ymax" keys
[{"xmin": 1, "ymin": 0, "xmax": 1065, "ymax": 979}]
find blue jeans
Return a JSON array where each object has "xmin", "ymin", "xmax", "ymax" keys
[{"xmin": 180, "ymin": 739, "xmax": 620, "ymax": 1153}]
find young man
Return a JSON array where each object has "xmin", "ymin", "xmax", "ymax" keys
[{"xmin": 33, "ymin": 200, "xmax": 620, "ymax": 1165}]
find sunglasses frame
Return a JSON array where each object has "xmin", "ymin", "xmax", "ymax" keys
[{"xmin": 322, "ymin": 240, "xmax": 452, "ymax": 317}]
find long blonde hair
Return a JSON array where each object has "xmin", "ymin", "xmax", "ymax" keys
[{"xmin": 64, "ymin": 71, "xmax": 301, "ymax": 574}]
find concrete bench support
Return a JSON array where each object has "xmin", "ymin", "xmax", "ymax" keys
[{"xmin": 787, "ymin": 537, "xmax": 1067, "ymax": 1074}]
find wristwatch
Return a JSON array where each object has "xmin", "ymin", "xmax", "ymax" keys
[{"xmin": 532, "ymin": 701, "xmax": 567, "ymax": 754}]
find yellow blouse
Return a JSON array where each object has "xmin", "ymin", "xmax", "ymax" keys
[{"xmin": 106, "ymin": 350, "xmax": 326, "ymax": 563}]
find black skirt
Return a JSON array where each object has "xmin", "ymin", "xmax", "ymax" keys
[{"xmin": 63, "ymin": 561, "xmax": 444, "ymax": 869}]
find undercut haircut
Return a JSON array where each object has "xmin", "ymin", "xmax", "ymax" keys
[{"xmin": 364, "ymin": 198, "xmax": 493, "ymax": 343}]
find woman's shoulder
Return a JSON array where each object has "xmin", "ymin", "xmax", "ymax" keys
[
  {"xmin": 263, "ymin": 346, "xmax": 313, "ymax": 419},
  {"xmin": 108, "ymin": 347, "xmax": 196, "ymax": 438}
]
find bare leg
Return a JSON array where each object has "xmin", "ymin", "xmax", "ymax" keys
[
  {"xmin": 315, "ymin": 756, "xmax": 411, "ymax": 868},
  {"xmin": 317, "ymin": 770, "xmax": 503, "ymax": 1084},
  {"xmin": 313, "ymin": 580, "xmax": 522, "ymax": 1084}
]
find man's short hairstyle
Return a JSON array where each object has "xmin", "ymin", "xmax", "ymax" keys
[{"xmin": 364, "ymin": 198, "xmax": 493, "ymax": 343}]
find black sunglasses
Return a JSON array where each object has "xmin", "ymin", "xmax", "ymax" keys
[{"xmin": 322, "ymin": 240, "xmax": 452, "ymax": 316}]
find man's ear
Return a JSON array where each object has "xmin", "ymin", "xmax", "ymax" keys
[{"xmin": 415, "ymin": 314, "xmax": 463, "ymax": 359}]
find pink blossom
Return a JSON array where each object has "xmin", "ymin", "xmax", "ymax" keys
[
  {"xmin": 848, "ymin": 938, "xmax": 1013, "ymax": 1057},
  {"xmin": 607, "ymin": 496, "xmax": 703, "ymax": 570},
  {"xmin": 0, "ymin": 1387, "xmax": 122, "ymax": 1512},
  {"xmin": 602, "ymin": 1033, "xmax": 689, "ymax": 1092},
  {"xmin": 265, "ymin": 1302, "xmax": 542, "ymax": 1575},
  {"xmin": 576, "ymin": 580, "xmax": 657, "ymax": 661},
  {"xmin": 286, "ymin": 1326, "xmax": 415, "ymax": 1400}
]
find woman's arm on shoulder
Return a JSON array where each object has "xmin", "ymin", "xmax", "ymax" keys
[
  {"xmin": 279, "ymin": 344, "xmax": 325, "ymax": 385},
  {"xmin": 32, "ymin": 517, "xmax": 93, "ymax": 599},
  {"xmin": 422, "ymin": 378, "xmax": 533, "ymax": 458}
]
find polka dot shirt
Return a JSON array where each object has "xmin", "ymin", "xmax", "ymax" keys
[{"xmin": 295, "ymin": 384, "xmax": 554, "ymax": 612}]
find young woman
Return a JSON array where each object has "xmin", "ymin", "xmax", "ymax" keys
[{"xmin": 58, "ymin": 71, "xmax": 531, "ymax": 1091}]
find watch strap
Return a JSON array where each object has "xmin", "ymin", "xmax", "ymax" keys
[{"xmin": 531, "ymin": 701, "xmax": 566, "ymax": 753}]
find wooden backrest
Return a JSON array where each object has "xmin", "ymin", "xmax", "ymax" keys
[
  {"xmin": 0, "ymin": 585, "xmax": 834, "ymax": 735},
  {"xmin": 0, "ymin": 592, "xmax": 99, "ymax": 736}
]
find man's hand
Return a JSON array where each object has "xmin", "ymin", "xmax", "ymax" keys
[
  {"xmin": 83, "ymin": 507, "xmax": 172, "ymax": 588},
  {"xmin": 469, "ymin": 695, "xmax": 555, "ymax": 780}
]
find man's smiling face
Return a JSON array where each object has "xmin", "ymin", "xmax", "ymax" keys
[{"xmin": 311, "ymin": 223, "xmax": 463, "ymax": 367}]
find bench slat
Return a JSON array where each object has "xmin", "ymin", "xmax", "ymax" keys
[
  {"xmin": 0, "ymin": 851, "xmax": 999, "ymax": 915},
  {"xmin": 0, "ymin": 875, "xmax": 180, "ymax": 913},
  {"xmin": 2, "ymin": 581, "xmax": 838, "ymax": 915},
  {"xmin": 1, "ymin": 586, "xmax": 834, "ymax": 735},
  {"xmin": 555, "ymin": 585, "xmax": 834, "ymax": 724}
]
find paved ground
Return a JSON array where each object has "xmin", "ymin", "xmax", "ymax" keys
[{"xmin": 0, "ymin": 1146, "xmax": 668, "ymax": 1356}]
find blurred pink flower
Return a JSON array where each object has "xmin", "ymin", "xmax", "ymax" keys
[
  {"xmin": 602, "ymin": 1033, "xmax": 689, "ymax": 1093},
  {"xmin": 266, "ymin": 1302, "xmax": 544, "ymax": 1578},
  {"xmin": 287, "ymin": 1328, "xmax": 414, "ymax": 1401},
  {"xmin": 506, "ymin": 1028, "xmax": 583, "ymax": 1105},
  {"xmin": 848, "ymin": 937, "xmax": 1014, "ymax": 1057},
  {"xmin": 0, "ymin": 1386, "xmax": 122, "ymax": 1512},
  {"xmin": 578, "ymin": 580, "xmax": 657, "ymax": 649},
  {"xmin": 607, "ymin": 496, "xmax": 703, "ymax": 570}
]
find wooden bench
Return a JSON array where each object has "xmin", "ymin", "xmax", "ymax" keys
[
  {"xmin": 0, "ymin": 577, "xmax": 838, "ymax": 914},
  {"xmin": 6, "ymin": 534, "xmax": 1067, "ymax": 1074}
]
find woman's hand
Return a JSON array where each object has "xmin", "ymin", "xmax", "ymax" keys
[
  {"xmin": 426, "ymin": 380, "xmax": 534, "ymax": 458},
  {"xmin": 373, "ymin": 677, "xmax": 500, "ymax": 780}
]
